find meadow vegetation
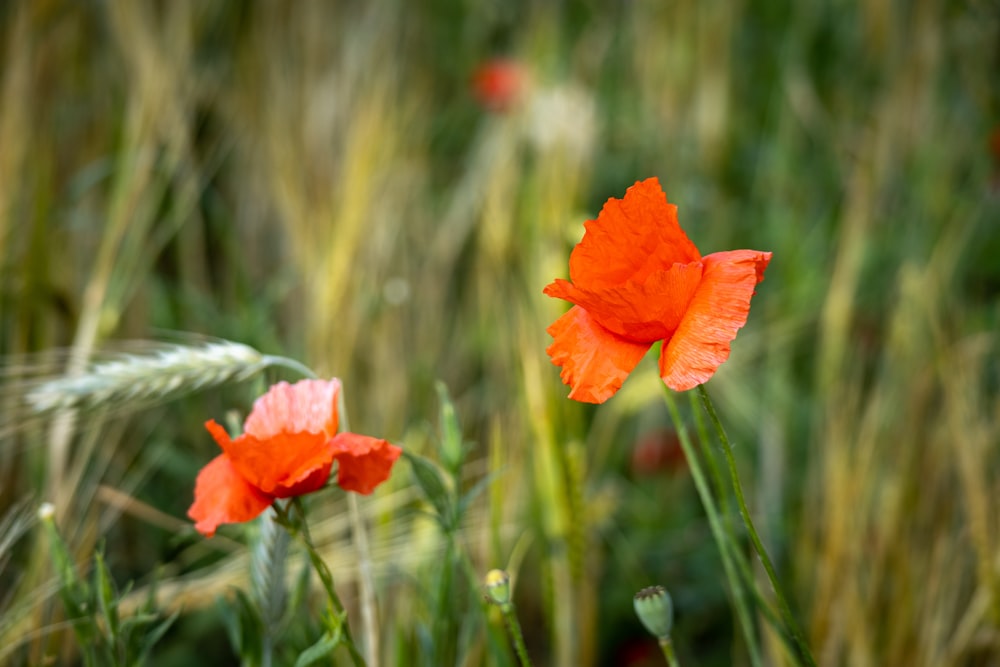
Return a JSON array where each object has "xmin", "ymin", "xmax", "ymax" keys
[{"xmin": 0, "ymin": 1, "xmax": 997, "ymax": 665}]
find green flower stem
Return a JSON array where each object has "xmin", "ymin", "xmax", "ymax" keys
[
  {"xmin": 696, "ymin": 385, "xmax": 816, "ymax": 667},
  {"xmin": 500, "ymin": 602, "xmax": 533, "ymax": 667},
  {"xmin": 336, "ymin": 389, "xmax": 380, "ymax": 667},
  {"xmin": 658, "ymin": 637, "xmax": 681, "ymax": 667},
  {"xmin": 264, "ymin": 359, "xmax": 380, "ymax": 665},
  {"xmin": 687, "ymin": 391, "xmax": 766, "ymax": 648},
  {"xmin": 688, "ymin": 391, "xmax": 729, "ymax": 505},
  {"xmin": 275, "ymin": 500, "xmax": 367, "ymax": 667},
  {"xmin": 687, "ymin": 393, "xmax": 795, "ymax": 655},
  {"xmin": 661, "ymin": 387, "xmax": 763, "ymax": 667}
]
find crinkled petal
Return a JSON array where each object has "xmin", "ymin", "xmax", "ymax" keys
[
  {"xmin": 331, "ymin": 433, "xmax": 402, "ymax": 494},
  {"xmin": 188, "ymin": 454, "xmax": 273, "ymax": 537},
  {"xmin": 659, "ymin": 250, "xmax": 772, "ymax": 391},
  {"xmin": 546, "ymin": 305, "xmax": 652, "ymax": 403},
  {"xmin": 244, "ymin": 379, "xmax": 341, "ymax": 439},
  {"xmin": 544, "ymin": 261, "xmax": 702, "ymax": 341},
  {"xmin": 206, "ymin": 419, "xmax": 335, "ymax": 498},
  {"xmin": 567, "ymin": 178, "xmax": 701, "ymax": 291}
]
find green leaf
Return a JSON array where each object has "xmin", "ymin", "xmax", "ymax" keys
[
  {"xmin": 435, "ymin": 381, "xmax": 465, "ymax": 473},
  {"xmin": 217, "ymin": 588, "xmax": 264, "ymax": 665},
  {"xmin": 405, "ymin": 451, "xmax": 455, "ymax": 530},
  {"xmin": 137, "ymin": 610, "xmax": 179, "ymax": 663},
  {"xmin": 456, "ymin": 469, "xmax": 503, "ymax": 520},
  {"xmin": 94, "ymin": 549, "xmax": 120, "ymax": 640},
  {"xmin": 41, "ymin": 514, "xmax": 89, "ymax": 607},
  {"xmin": 293, "ymin": 631, "xmax": 342, "ymax": 667}
]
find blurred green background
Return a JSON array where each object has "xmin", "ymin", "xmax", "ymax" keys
[{"xmin": 1, "ymin": 0, "xmax": 998, "ymax": 665}]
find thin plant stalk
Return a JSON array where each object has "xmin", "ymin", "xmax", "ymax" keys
[
  {"xmin": 661, "ymin": 387, "xmax": 763, "ymax": 667},
  {"xmin": 659, "ymin": 637, "xmax": 681, "ymax": 667},
  {"xmin": 696, "ymin": 385, "xmax": 815, "ymax": 667},
  {"xmin": 263, "ymin": 354, "xmax": 319, "ymax": 381},
  {"xmin": 336, "ymin": 389, "xmax": 380, "ymax": 667},
  {"xmin": 274, "ymin": 500, "xmax": 367, "ymax": 667},
  {"xmin": 273, "ymin": 361, "xmax": 380, "ymax": 665},
  {"xmin": 346, "ymin": 492, "xmax": 378, "ymax": 666},
  {"xmin": 688, "ymin": 392, "xmax": 800, "ymax": 658},
  {"xmin": 252, "ymin": 505, "xmax": 290, "ymax": 667},
  {"xmin": 686, "ymin": 391, "xmax": 763, "ymax": 654},
  {"xmin": 687, "ymin": 392, "xmax": 796, "ymax": 656},
  {"xmin": 501, "ymin": 604, "xmax": 532, "ymax": 667}
]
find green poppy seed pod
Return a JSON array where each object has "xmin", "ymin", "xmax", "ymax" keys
[
  {"xmin": 485, "ymin": 569, "xmax": 511, "ymax": 606},
  {"xmin": 634, "ymin": 585, "xmax": 674, "ymax": 639}
]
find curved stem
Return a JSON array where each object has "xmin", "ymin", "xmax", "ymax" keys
[
  {"xmin": 661, "ymin": 387, "xmax": 763, "ymax": 667},
  {"xmin": 263, "ymin": 355, "xmax": 318, "ymax": 380},
  {"xmin": 275, "ymin": 500, "xmax": 367, "ymax": 667},
  {"xmin": 696, "ymin": 385, "xmax": 815, "ymax": 667}
]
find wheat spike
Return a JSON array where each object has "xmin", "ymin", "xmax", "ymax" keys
[{"xmin": 23, "ymin": 341, "xmax": 269, "ymax": 416}]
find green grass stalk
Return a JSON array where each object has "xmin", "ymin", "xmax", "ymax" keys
[
  {"xmin": 696, "ymin": 385, "xmax": 815, "ymax": 666},
  {"xmin": 275, "ymin": 499, "xmax": 366, "ymax": 667},
  {"xmin": 661, "ymin": 386, "xmax": 762, "ymax": 667},
  {"xmin": 686, "ymin": 391, "xmax": 797, "ymax": 656},
  {"xmin": 335, "ymin": 387, "xmax": 380, "ymax": 667}
]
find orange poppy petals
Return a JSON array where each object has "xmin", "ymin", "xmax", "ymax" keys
[
  {"xmin": 659, "ymin": 250, "xmax": 772, "ymax": 391},
  {"xmin": 188, "ymin": 454, "xmax": 273, "ymax": 537},
  {"xmin": 567, "ymin": 178, "xmax": 700, "ymax": 291},
  {"xmin": 208, "ymin": 420, "xmax": 335, "ymax": 498},
  {"xmin": 244, "ymin": 379, "xmax": 341, "ymax": 439},
  {"xmin": 330, "ymin": 433, "xmax": 403, "ymax": 494},
  {"xmin": 546, "ymin": 305, "xmax": 652, "ymax": 403},
  {"xmin": 205, "ymin": 418, "xmax": 234, "ymax": 449},
  {"xmin": 545, "ymin": 261, "xmax": 703, "ymax": 341}
]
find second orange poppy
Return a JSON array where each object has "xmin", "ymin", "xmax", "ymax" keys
[{"xmin": 544, "ymin": 177, "xmax": 771, "ymax": 403}]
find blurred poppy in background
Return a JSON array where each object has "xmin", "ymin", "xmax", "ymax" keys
[{"xmin": 471, "ymin": 58, "xmax": 528, "ymax": 113}]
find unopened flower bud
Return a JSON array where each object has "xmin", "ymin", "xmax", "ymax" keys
[
  {"xmin": 634, "ymin": 585, "xmax": 674, "ymax": 639},
  {"xmin": 485, "ymin": 569, "xmax": 511, "ymax": 606},
  {"xmin": 37, "ymin": 502, "xmax": 55, "ymax": 521}
]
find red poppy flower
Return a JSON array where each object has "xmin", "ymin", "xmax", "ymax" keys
[
  {"xmin": 472, "ymin": 58, "xmax": 527, "ymax": 113},
  {"xmin": 544, "ymin": 177, "xmax": 772, "ymax": 403},
  {"xmin": 189, "ymin": 379, "xmax": 402, "ymax": 537}
]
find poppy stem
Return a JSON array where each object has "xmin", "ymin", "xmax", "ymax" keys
[
  {"xmin": 695, "ymin": 385, "xmax": 816, "ymax": 667},
  {"xmin": 274, "ymin": 499, "xmax": 367, "ymax": 667},
  {"xmin": 658, "ymin": 636, "xmax": 681, "ymax": 667},
  {"xmin": 684, "ymin": 390, "xmax": 766, "ymax": 662},
  {"xmin": 686, "ymin": 391, "xmax": 799, "ymax": 658},
  {"xmin": 661, "ymin": 387, "xmax": 763, "ymax": 667}
]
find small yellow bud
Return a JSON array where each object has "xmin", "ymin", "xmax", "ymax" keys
[
  {"xmin": 37, "ymin": 502, "xmax": 55, "ymax": 521},
  {"xmin": 484, "ymin": 569, "xmax": 511, "ymax": 606}
]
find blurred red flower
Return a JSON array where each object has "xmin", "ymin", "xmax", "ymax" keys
[
  {"xmin": 545, "ymin": 178, "xmax": 772, "ymax": 403},
  {"xmin": 631, "ymin": 428, "xmax": 685, "ymax": 477},
  {"xmin": 472, "ymin": 58, "xmax": 526, "ymax": 112},
  {"xmin": 189, "ymin": 379, "xmax": 401, "ymax": 537}
]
